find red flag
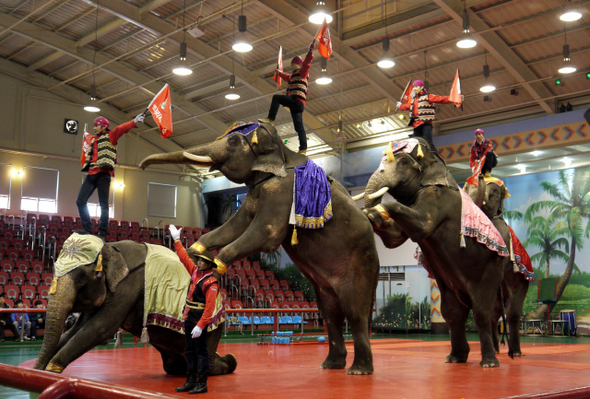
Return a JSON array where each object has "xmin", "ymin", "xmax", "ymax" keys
[
  {"xmin": 449, "ymin": 69, "xmax": 462, "ymax": 108},
  {"xmin": 148, "ymin": 84, "xmax": 173, "ymax": 139},
  {"xmin": 315, "ymin": 19, "xmax": 332, "ymax": 59},
  {"xmin": 400, "ymin": 79, "xmax": 413, "ymax": 104},
  {"xmin": 272, "ymin": 46, "xmax": 283, "ymax": 89}
]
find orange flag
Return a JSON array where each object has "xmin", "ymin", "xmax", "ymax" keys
[
  {"xmin": 315, "ymin": 19, "xmax": 332, "ymax": 59},
  {"xmin": 148, "ymin": 84, "xmax": 173, "ymax": 139},
  {"xmin": 400, "ymin": 79, "xmax": 413, "ymax": 104},
  {"xmin": 272, "ymin": 46, "xmax": 283, "ymax": 89},
  {"xmin": 449, "ymin": 69, "xmax": 462, "ymax": 108},
  {"xmin": 80, "ymin": 123, "xmax": 93, "ymax": 167}
]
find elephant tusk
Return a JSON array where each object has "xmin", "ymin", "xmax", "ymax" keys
[
  {"xmin": 183, "ymin": 152, "xmax": 214, "ymax": 164},
  {"xmin": 367, "ymin": 187, "xmax": 389, "ymax": 200},
  {"xmin": 351, "ymin": 192, "xmax": 365, "ymax": 201}
]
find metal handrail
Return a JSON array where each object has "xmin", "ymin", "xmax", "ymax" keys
[{"xmin": 141, "ymin": 217, "xmax": 149, "ymax": 230}]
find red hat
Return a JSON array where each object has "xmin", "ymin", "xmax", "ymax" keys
[
  {"xmin": 291, "ymin": 56, "xmax": 303, "ymax": 65},
  {"xmin": 94, "ymin": 116, "xmax": 110, "ymax": 128},
  {"xmin": 475, "ymin": 128, "xmax": 484, "ymax": 136},
  {"xmin": 413, "ymin": 80, "xmax": 425, "ymax": 87}
]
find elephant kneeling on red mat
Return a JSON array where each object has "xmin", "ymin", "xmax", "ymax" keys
[
  {"xmin": 33, "ymin": 234, "xmax": 237, "ymax": 376},
  {"xmin": 360, "ymin": 137, "xmax": 510, "ymax": 368}
]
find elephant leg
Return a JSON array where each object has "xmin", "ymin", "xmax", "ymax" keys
[
  {"xmin": 207, "ymin": 322, "xmax": 237, "ymax": 376},
  {"xmin": 491, "ymin": 303, "xmax": 502, "ymax": 354},
  {"xmin": 439, "ymin": 286, "xmax": 470, "ymax": 364},
  {"xmin": 316, "ymin": 290, "xmax": 347, "ymax": 370},
  {"xmin": 506, "ymin": 278, "xmax": 529, "ymax": 357},
  {"xmin": 47, "ymin": 273, "xmax": 143, "ymax": 371},
  {"xmin": 153, "ymin": 345, "xmax": 187, "ymax": 376},
  {"xmin": 344, "ymin": 310, "xmax": 373, "ymax": 375}
]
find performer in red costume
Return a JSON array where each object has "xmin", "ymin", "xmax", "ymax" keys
[{"xmin": 170, "ymin": 224, "xmax": 219, "ymax": 395}]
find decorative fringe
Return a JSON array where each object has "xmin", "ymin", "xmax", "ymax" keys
[
  {"xmin": 460, "ymin": 233, "xmax": 466, "ymax": 248},
  {"xmin": 114, "ymin": 329, "xmax": 123, "ymax": 347},
  {"xmin": 417, "ymin": 145, "xmax": 424, "ymax": 159},
  {"xmin": 291, "ymin": 227, "xmax": 299, "ymax": 245},
  {"xmin": 49, "ymin": 277, "xmax": 58, "ymax": 295},
  {"xmin": 252, "ymin": 130, "xmax": 258, "ymax": 144},
  {"xmin": 95, "ymin": 253, "xmax": 103, "ymax": 272},
  {"xmin": 140, "ymin": 327, "xmax": 150, "ymax": 344}
]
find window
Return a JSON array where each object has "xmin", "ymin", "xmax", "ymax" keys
[
  {"xmin": 83, "ymin": 175, "xmax": 115, "ymax": 218},
  {"xmin": 147, "ymin": 182, "xmax": 177, "ymax": 218},
  {"xmin": 0, "ymin": 163, "xmax": 11, "ymax": 209},
  {"xmin": 21, "ymin": 167, "xmax": 59, "ymax": 213}
]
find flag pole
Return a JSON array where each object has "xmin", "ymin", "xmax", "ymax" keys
[
  {"xmin": 458, "ymin": 69, "xmax": 464, "ymax": 112},
  {"xmin": 312, "ymin": 17, "xmax": 326, "ymax": 44}
]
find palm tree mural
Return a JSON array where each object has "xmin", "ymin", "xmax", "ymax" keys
[
  {"xmin": 522, "ymin": 216, "xmax": 570, "ymax": 278},
  {"xmin": 523, "ymin": 168, "xmax": 590, "ymax": 319}
]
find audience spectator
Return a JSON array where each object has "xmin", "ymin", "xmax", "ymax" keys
[
  {"xmin": 0, "ymin": 294, "xmax": 20, "ymax": 342},
  {"xmin": 30, "ymin": 300, "xmax": 46, "ymax": 341},
  {"xmin": 11, "ymin": 299, "xmax": 31, "ymax": 341}
]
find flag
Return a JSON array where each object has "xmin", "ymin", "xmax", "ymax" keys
[
  {"xmin": 449, "ymin": 69, "xmax": 462, "ymax": 108},
  {"xmin": 148, "ymin": 84, "xmax": 173, "ymax": 139},
  {"xmin": 315, "ymin": 19, "xmax": 332, "ymax": 59},
  {"xmin": 80, "ymin": 124, "xmax": 92, "ymax": 167},
  {"xmin": 272, "ymin": 46, "xmax": 283, "ymax": 89},
  {"xmin": 400, "ymin": 79, "xmax": 413, "ymax": 104}
]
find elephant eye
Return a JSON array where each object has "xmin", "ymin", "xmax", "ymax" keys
[{"xmin": 227, "ymin": 134, "xmax": 241, "ymax": 147}]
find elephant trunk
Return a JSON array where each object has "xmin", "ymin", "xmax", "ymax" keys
[
  {"xmin": 475, "ymin": 174, "xmax": 486, "ymax": 207},
  {"xmin": 364, "ymin": 172, "xmax": 387, "ymax": 209},
  {"xmin": 34, "ymin": 276, "xmax": 76, "ymax": 371},
  {"xmin": 139, "ymin": 142, "xmax": 225, "ymax": 170}
]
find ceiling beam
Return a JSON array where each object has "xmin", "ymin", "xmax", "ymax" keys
[{"xmin": 431, "ymin": 0, "xmax": 554, "ymax": 114}]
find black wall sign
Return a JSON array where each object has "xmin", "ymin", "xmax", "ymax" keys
[{"xmin": 63, "ymin": 119, "xmax": 79, "ymax": 134}]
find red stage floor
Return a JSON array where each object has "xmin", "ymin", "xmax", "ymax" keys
[{"xmin": 21, "ymin": 338, "xmax": 590, "ymax": 398}]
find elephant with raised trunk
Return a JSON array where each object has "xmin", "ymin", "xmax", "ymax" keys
[
  {"xmin": 464, "ymin": 174, "xmax": 533, "ymax": 357},
  {"xmin": 360, "ymin": 137, "xmax": 509, "ymax": 367},
  {"xmin": 140, "ymin": 122, "xmax": 380, "ymax": 375},
  {"xmin": 34, "ymin": 236, "xmax": 236, "ymax": 376}
]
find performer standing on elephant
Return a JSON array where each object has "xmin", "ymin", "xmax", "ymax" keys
[
  {"xmin": 469, "ymin": 128, "xmax": 496, "ymax": 176},
  {"xmin": 170, "ymin": 224, "xmax": 219, "ymax": 395},
  {"xmin": 76, "ymin": 114, "xmax": 144, "ymax": 239},
  {"xmin": 396, "ymin": 80, "xmax": 454, "ymax": 152},
  {"xmin": 259, "ymin": 43, "xmax": 315, "ymax": 154}
]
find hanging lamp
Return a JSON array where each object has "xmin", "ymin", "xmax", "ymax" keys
[
  {"xmin": 309, "ymin": 1, "xmax": 333, "ymax": 24},
  {"xmin": 225, "ymin": 75, "xmax": 240, "ymax": 100},
  {"xmin": 456, "ymin": 5, "xmax": 476, "ymax": 48},
  {"xmin": 316, "ymin": 58, "xmax": 332, "ymax": 85}
]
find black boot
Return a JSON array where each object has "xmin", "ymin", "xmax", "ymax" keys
[
  {"xmin": 189, "ymin": 375, "xmax": 207, "ymax": 394},
  {"xmin": 176, "ymin": 374, "xmax": 197, "ymax": 392}
]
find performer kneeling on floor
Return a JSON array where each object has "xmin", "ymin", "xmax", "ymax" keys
[{"xmin": 170, "ymin": 224, "xmax": 219, "ymax": 395}]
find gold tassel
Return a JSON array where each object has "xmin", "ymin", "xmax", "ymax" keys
[
  {"xmin": 252, "ymin": 130, "xmax": 258, "ymax": 144},
  {"xmin": 140, "ymin": 327, "xmax": 149, "ymax": 344},
  {"xmin": 95, "ymin": 253, "xmax": 103, "ymax": 272},
  {"xmin": 49, "ymin": 277, "xmax": 58, "ymax": 295},
  {"xmin": 114, "ymin": 329, "xmax": 123, "ymax": 347},
  {"xmin": 291, "ymin": 226, "xmax": 299, "ymax": 245},
  {"xmin": 417, "ymin": 145, "xmax": 424, "ymax": 159},
  {"xmin": 460, "ymin": 233, "xmax": 466, "ymax": 248}
]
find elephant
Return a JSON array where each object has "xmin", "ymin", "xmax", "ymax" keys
[
  {"xmin": 360, "ymin": 137, "xmax": 509, "ymax": 367},
  {"xmin": 464, "ymin": 173, "xmax": 532, "ymax": 356},
  {"xmin": 33, "ymin": 237, "xmax": 237, "ymax": 376},
  {"xmin": 140, "ymin": 122, "xmax": 380, "ymax": 375}
]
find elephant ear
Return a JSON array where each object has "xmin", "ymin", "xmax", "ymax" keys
[
  {"xmin": 415, "ymin": 142, "xmax": 452, "ymax": 187},
  {"xmin": 101, "ymin": 245, "xmax": 129, "ymax": 292},
  {"xmin": 250, "ymin": 125, "xmax": 287, "ymax": 177}
]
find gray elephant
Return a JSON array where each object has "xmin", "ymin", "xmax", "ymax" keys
[
  {"xmin": 464, "ymin": 174, "xmax": 533, "ymax": 356},
  {"xmin": 360, "ymin": 137, "xmax": 509, "ymax": 367},
  {"xmin": 140, "ymin": 122, "xmax": 380, "ymax": 375},
  {"xmin": 34, "ymin": 235, "xmax": 237, "ymax": 376}
]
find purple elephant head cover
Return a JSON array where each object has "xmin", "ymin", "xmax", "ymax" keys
[
  {"xmin": 293, "ymin": 159, "xmax": 333, "ymax": 229},
  {"xmin": 216, "ymin": 121, "xmax": 259, "ymax": 141}
]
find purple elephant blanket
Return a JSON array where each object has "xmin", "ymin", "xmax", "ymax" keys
[
  {"xmin": 460, "ymin": 189, "xmax": 509, "ymax": 257},
  {"xmin": 292, "ymin": 159, "xmax": 333, "ymax": 229}
]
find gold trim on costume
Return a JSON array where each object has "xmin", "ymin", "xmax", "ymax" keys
[
  {"xmin": 186, "ymin": 300, "xmax": 206, "ymax": 310},
  {"xmin": 294, "ymin": 201, "xmax": 333, "ymax": 229},
  {"xmin": 214, "ymin": 258, "xmax": 227, "ymax": 275},
  {"xmin": 46, "ymin": 362, "xmax": 64, "ymax": 373},
  {"xmin": 375, "ymin": 204, "xmax": 390, "ymax": 221},
  {"xmin": 190, "ymin": 242, "xmax": 206, "ymax": 254}
]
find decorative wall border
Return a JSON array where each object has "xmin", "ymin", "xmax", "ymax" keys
[{"xmin": 438, "ymin": 121, "xmax": 589, "ymax": 163}]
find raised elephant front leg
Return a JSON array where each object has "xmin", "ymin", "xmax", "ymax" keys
[{"xmin": 198, "ymin": 201, "xmax": 254, "ymax": 251}]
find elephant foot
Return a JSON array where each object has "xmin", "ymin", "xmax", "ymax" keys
[
  {"xmin": 346, "ymin": 363, "xmax": 373, "ymax": 375},
  {"xmin": 321, "ymin": 356, "xmax": 346, "ymax": 370},
  {"xmin": 444, "ymin": 354, "xmax": 468, "ymax": 364},
  {"xmin": 480, "ymin": 356, "xmax": 500, "ymax": 368},
  {"xmin": 209, "ymin": 353, "xmax": 238, "ymax": 376},
  {"xmin": 508, "ymin": 350, "xmax": 522, "ymax": 358}
]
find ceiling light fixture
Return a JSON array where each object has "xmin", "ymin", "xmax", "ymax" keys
[
  {"xmin": 316, "ymin": 57, "xmax": 332, "ymax": 85},
  {"xmin": 558, "ymin": 39, "xmax": 576, "ymax": 74},
  {"xmin": 225, "ymin": 74, "xmax": 240, "ymax": 100},
  {"xmin": 84, "ymin": 84, "xmax": 101, "ymax": 112},
  {"xmin": 480, "ymin": 62, "xmax": 496, "ymax": 93},
  {"xmin": 456, "ymin": 4, "xmax": 477, "ymax": 49},
  {"xmin": 377, "ymin": 37, "xmax": 395, "ymax": 68},
  {"xmin": 336, "ymin": 117, "xmax": 346, "ymax": 141},
  {"xmin": 172, "ymin": 42, "xmax": 193, "ymax": 76},
  {"xmin": 560, "ymin": 0, "xmax": 582, "ymax": 21},
  {"xmin": 309, "ymin": 1, "xmax": 333, "ymax": 24},
  {"xmin": 232, "ymin": 3, "xmax": 252, "ymax": 53}
]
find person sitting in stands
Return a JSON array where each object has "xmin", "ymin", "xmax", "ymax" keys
[
  {"xmin": 30, "ymin": 300, "xmax": 45, "ymax": 341},
  {"xmin": 11, "ymin": 299, "xmax": 31, "ymax": 341},
  {"xmin": 0, "ymin": 294, "xmax": 20, "ymax": 343}
]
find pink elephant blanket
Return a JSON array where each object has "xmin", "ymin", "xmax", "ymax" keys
[{"xmin": 460, "ymin": 189, "xmax": 509, "ymax": 257}]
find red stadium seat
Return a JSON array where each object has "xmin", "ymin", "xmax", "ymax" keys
[
  {"xmin": 120, "ymin": 221, "xmax": 130, "ymax": 230},
  {"xmin": 39, "ymin": 299, "xmax": 47, "ymax": 307},
  {"xmin": 300, "ymin": 301, "xmax": 310, "ymax": 308},
  {"xmin": 255, "ymin": 270, "xmax": 265, "ymax": 280},
  {"xmin": 193, "ymin": 227, "xmax": 202, "ymax": 237},
  {"xmin": 236, "ymin": 270, "xmax": 246, "ymax": 281},
  {"xmin": 219, "ymin": 288, "xmax": 228, "ymax": 301},
  {"xmin": 119, "ymin": 230, "xmax": 129, "ymax": 240},
  {"xmin": 16, "ymin": 261, "xmax": 29, "ymax": 274},
  {"xmin": 310, "ymin": 301, "xmax": 317, "ymax": 309},
  {"xmin": 231, "ymin": 300, "xmax": 243, "ymax": 309},
  {"xmin": 26, "ymin": 272, "xmax": 40, "ymax": 286},
  {"xmin": 31, "ymin": 261, "xmax": 44, "ymax": 274},
  {"xmin": 50, "ymin": 215, "xmax": 62, "ymax": 224},
  {"xmin": 265, "ymin": 270, "xmax": 275, "ymax": 280},
  {"xmin": 37, "ymin": 214, "xmax": 50, "ymax": 226},
  {"xmin": 41, "ymin": 273, "xmax": 53, "ymax": 286},
  {"xmin": 21, "ymin": 298, "xmax": 31, "ymax": 308},
  {"xmin": 254, "ymin": 289, "xmax": 265, "ymax": 304},
  {"xmin": 270, "ymin": 300, "xmax": 279, "ymax": 309},
  {"xmin": 264, "ymin": 290, "xmax": 275, "ymax": 303},
  {"xmin": 270, "ymin": 280, "xmax": 279, "ymax": 291},
  {"xmin": 21, "ymin": 249, "xmax": 35, "ymax": 263},
  {"xmin": 274, "ymin": 290, "xmax": 285, "ymax": 302},
  {"xmin": 232, "ymin": 261, "xmax": 242, "ymax": 270},
  {"xmin": 21, "ymin": 285, "xmax": 36, "ymax": 300},
  {"xmin": 37, "ymin": 285, "xmax": 50, "ymax": 300},
  {"xmin": 0, "ymin": 271, "xmax": 8, "ymax": 285},
  {"xmin": 242, "ymin": 261, "xmax": 251, "ymax": 270},
  {"xmin": 290, "ymin": 301, "xmax": 301, "ymax": 309},
  {"xmin": 279, "ymin": 280, "xmax": 290, "ymax": 291},
  {"xmin": 3, "ymin": 229, "xmax": 15, "ymax": 241},
  {"xmin": 260, "ymin": 279, "xmax": 270, "ymax": 291},
  {"xmin": 252, "ymin": 261, "xmax": 260, "ymax": 271},
  {"xmin": 4, "ymin": 285, "xmax": 19, "ymax": 300},
  {"xmin": 246, "ymin": 270, "xmax": 256, "ymax": 280},
  {"xmin": 202, "ymin": 228, "xmax": 211, "ymax": 234},
  {"xmin": 285, "ymin": 290, "xmax": 295, "ymax": 302},
  {"xmin": 279, "ymin": 301, "xmax": 290, "ymax": 309},
  {"xmin": 63, "ymin": 216, "xmax": 75, "ymax": 227},
  {"xmin": 11, "ymin": 271, "xmax": 25, "ymax": 286},
  {"xmin": 6, "ymin": 248, "xmax": 19, "ymax": 262},
  {"xmin": 130, "ymin": 222, "xmax": 140, "ymax": 232},
  {"xmin": 1, "ymin": 260, "xmax": 14, "ymax": 273},
  {"xmin": 11, "ymin": 239, "xmax": 25, "ymax": 252},
  {"xmin": 0, "ymin": 238, "xmax": 9, "ymax": 251},
  {"xmin": 294, "ymin": 291, "xmax": 304, "ymax": 302},
  {"xmin": 249, "ymin": 279, "xmax": 260, "ymax": 292}
]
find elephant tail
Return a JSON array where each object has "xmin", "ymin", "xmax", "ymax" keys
[{"xmin": 498, "ymin": 287, "xmax": 512, "ymax": 358}]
